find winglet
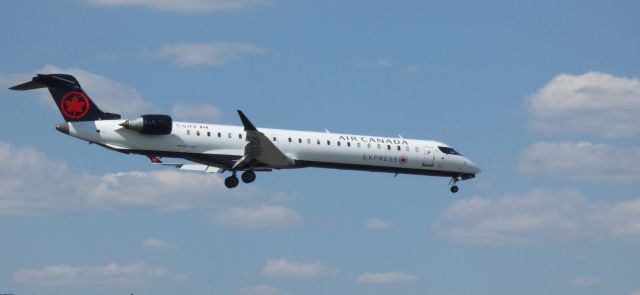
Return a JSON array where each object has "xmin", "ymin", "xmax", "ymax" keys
[{"xmin": 237, "ymin": 110, "xmax": 257, "ymax": 131}]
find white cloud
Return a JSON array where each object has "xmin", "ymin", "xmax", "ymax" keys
[
  {"xmin": 236, "ymin": 284, "xmax": 287, "ymax": 295},
  {"xmin": 0, "ymin": 142, "xmax": 90, "ymax": 215},
  {"xmin": 211, "ymin": 205, "xmax": 302, "ymax": 228},
  {"xmin": 570, "ymin": 276, "xmax": 603, "ymax": 288},
  {"xmin": 629, "ymin": 290, "xmax": 640, "ymax": 295},
  {"xmin": 366, "ymin": 218, "xmax": 392, "ymax": 230},
  {"xmin": 527, "ymin": 71, "xmax": 640, "ymax": 138},
  {"xmin": 2, "ymin": 65, "xmax": 156, "ymax": 118},
  {"xmin": 0, "ymin": 142, "xmax": 242, "ymax": 215},
  {"xmin": 13, "ymin": 260, "xmax": 188, "ymax": 287},
  {"xmin": 171, "ymin": 102, "xmax": 223, "ymax": 123},
  {"xmin": 608, "ymin": 198, "xmax": 640, "ymax": 239},
  {"xmin": 85, "ymin": 0, "xmax": 271, "ymax": 13},
  {"xmin": 519, "ymin": 141, "xmax": 640, "ymax": 182},
  {"xmin": 90, "ymin": 170, "xmax": 229, "ymax": 212},
  {"xmin": 261, "ymin": 258, "xmax": 333, "ymax": 279},
  {"xmin": 376, "ymin": 58, "xmax": 392, "ymax": 67},
  {"xmin": 141, "ymin": 238, "xmax": 174, "ymax": 251},
  {"xmin": 433, "ymin": 188, "xmax": 640, "ymax": 245},
  {"xmin": 155, "ymin": 42, "xmax": 265, "ymax": 67},
  {"xmin": 356, "ymin": 272, "xmax": 417, "ymax": 284},
  {"xmin": 268, "ymin": 192, "xmax": 299, "ymax": 202},
  {"xmin": 404, "ymin": 64, "xmax": 421, "ymax": 73}
]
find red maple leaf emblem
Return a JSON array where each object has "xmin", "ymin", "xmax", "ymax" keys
[
  {"xmin": 64, "ymin": 96, "xmax": 86, "ymax": 114},
  {"xmin": 400, "ymin": 155, "xmax": 408, "ymax": 164}
]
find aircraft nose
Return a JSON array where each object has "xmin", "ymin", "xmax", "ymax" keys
[
  {"xmin": 465, "ymin": 159, "xmax": 481, "ymax": 174},
  {"xmin": 471, "ymin": 163, "xmax": 481, "ymax": 174}
]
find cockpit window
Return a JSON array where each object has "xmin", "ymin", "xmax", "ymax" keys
[{"xmin": 438, "ymin": 146, "xmax": 462, "ymax": 155}]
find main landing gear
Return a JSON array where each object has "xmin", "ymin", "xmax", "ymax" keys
[
  {"xmin": 224, "ymin": 170, "xmax": 256, "ymax": 188},
  {"xmin": 224, "ymin": 174, "xmax": 239, "ymax": 188},
  {"xmin": 241, "ymin": 170, "xmax": 256, "ymax": 183},
  {"xmin": 449, "ymin": 177, "xmax": 459, "ymax": 193}
]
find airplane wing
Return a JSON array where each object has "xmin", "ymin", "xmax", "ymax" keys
[
  {"xmin": 232, "ymin": 110, "xmax": 295, "ymax": 170},
  {"xmin": 156, "ymin": 163, "xmax": 224, "ymax": 173},
  {"xmin": 148, "ymin": 156, "xmax": 224, "ymax": 173}
]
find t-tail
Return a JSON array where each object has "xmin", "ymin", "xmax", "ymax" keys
[{"xmin": 9, "ymin": 74, "xmax": 121, "ymax": 122}]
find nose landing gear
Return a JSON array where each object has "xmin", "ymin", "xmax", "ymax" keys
[{"xmin": 449, "ymin": 177, "xmax": 459, "ymax": 193}]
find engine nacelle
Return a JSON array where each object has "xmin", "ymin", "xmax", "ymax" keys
[{"xmin": 119, "ymin": 114, "xmax": 173, "ymax": 135}]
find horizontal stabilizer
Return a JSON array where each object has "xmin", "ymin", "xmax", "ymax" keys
[{"xmin": 9, "ymin": 80, "xmax": 47, "ymax": 90}]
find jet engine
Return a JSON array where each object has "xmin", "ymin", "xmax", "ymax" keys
[{"xmin": 119, "ymin": 114, "xmax": 173, "ymax": 135}]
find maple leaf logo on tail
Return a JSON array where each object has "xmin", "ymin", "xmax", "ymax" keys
[
  {"xmin": 65, "ymin": 96, "xmax": 86, "ymax": 113},
  {"xmin": 60, "ymin": 91, "xmax": 90, "ymax": 119}
]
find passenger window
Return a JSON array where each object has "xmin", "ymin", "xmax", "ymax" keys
[
  {"xmin": 197, "ymin": 131, "xmax": 200, "ymax": 136},
  {"xmin": 317, "ymin": 139, "xmax": 320, "ymax": 145},
  {"xmin": 347, "ymin": 142, "xmax": 351, "ymax": 147},
  {"xmin": 218, "ymin": 132, "xmax": 221, "ymax": 137},
  {"xmin": 377, "ymin": 144, "xmax": 381, "ymax": 149},
  {"xmin": 187, "ymin": 130, "xmax": 191, "ymax": 135},
  {"xmin": 228, "ymin": 133, "xmax": 231, "ymax": 138},
  {"xmin": 273, "ymin": 137, "xmax": 277, "ymax": 141},
  {"xmin": 239, "ymin": 134, "xmax": 242, "ymax": 139},
  {"xmin": 387, "ymin": 145, "xmax": 391, "ymax": 150},
  {"xmin": 337, "ymin": 141, "xmax": 341, "ymax": 146},
  {"xmin": 298, "ymin": 138, "xmax": 302, "ymax": 143},
  {"xmin": 327, "ymin": 140, "xmax": 331, "ymax": 145},
  {"xmin": 397, "ymin": 146, "xmax": 401, "ymax": 151},
  {"xmin": 367, "ymin": 143, "xmax": 371, "ymax": 149},
  {"xmin": 288, "ymin": 137, "xmax": 292, "ymax": 143},
  {"xmin": 307, "ymin": 139, "xmax": 311, "ymax": 144},
  {"xmin": 357, "ymin": 143, "xmax": 361, "ymax": 148},
  {"xmin": 207, "ymin": 131, "xmax": 211, "ymax": 137},
  {"xmin": 405, "ymin": 146, "xmax": 409, "ymax": 151}
]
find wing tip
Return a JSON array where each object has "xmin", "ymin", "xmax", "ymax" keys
[{"xmin": 237, "ymin": 110, "xmax": 257, "ymax": 131}]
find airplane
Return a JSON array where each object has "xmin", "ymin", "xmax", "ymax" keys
[{"xmin": 10, "ymin": 73, "xmax": 480, "ymax": 193}]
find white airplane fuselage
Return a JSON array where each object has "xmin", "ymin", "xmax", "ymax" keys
[
  {"xmin": 59, "ymin": 120, "xmax": 480, "ymax": 180},
  {"xmin": 12, "ymin": 73, "xmax": 479, "ymax": 193}
]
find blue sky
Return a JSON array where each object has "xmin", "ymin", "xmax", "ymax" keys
[{"xmin": 1, "ymin": 1, "xmax": 640, "ymax": 294}]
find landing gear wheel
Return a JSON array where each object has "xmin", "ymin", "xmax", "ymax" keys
[
  {"xmin": 449, "ymin": 177, "xmax": 460, "ymax": 193},
  {"xmin": 224, "ymin": 175, "xmax": 239, "ymax": 188},
  {"xmin": 241, "ymin": 170, "xmax": 256, "ymax": 183}
]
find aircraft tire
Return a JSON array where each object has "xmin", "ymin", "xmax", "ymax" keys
[
  {"xmin": 450, "ymin": 185, "xmax": 459, "ymax": 193},
  {"xmin": 225, "ymin": 175, "xmax": 239, "ymax": 188},
  {"xmin": 241, "ymin": 171, "xmax": 256, "ymax": 183}
]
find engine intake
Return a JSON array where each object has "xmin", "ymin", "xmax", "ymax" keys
[{"xmin": 119, "ymin": 114, "xmax": 173, "ymax": 135}]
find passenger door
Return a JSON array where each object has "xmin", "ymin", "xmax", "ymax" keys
[{"xmin": 422, "ymin": 146, "xmax": 434, "ymax": 166}]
